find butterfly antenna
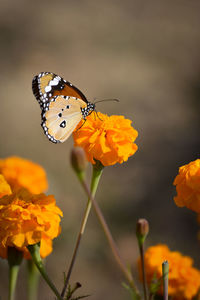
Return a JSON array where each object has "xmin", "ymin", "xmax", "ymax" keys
[{"xmin": 94, "ymin": 98, "xmax": 120, "ymax": 104}]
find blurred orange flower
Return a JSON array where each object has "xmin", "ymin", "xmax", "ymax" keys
[
  {"xmin": 0, "ymin": 178, "xmax": 62, "ymax": 259},
  {"xmin": 138, "ymin": 244, "xmax": 200, "ymax": 300},
  {"xmin": 0, "ymin": 156, "xmax": 48, "ymax": 194},
  {"xmin": 73, "ymin": 112, "xmax": 138, "ymax": 166},
  {"xmin": 173, "ymin": 159, "xmax": 200, "ymax": 212}
]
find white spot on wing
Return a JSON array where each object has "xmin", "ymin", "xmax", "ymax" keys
[
  {"xmin": 45, "ymin": 86, "xmax": 52, "ymax": 92},
  {"xmin": 49, "ymin": 79, "xmax": 59, "ymax": 86}
]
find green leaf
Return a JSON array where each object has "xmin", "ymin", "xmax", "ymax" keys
[
  {"xmin": 149, "ymin": 273, "xmax": 162, "ymax": 297},
  {"xmin": 122, "ymin": 282, "xmax": 141, "ymax": 300}
]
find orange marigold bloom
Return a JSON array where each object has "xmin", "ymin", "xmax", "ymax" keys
[
  {"xmin": 173, "ymin": 159, "xmax": 200, "ymax": 213},
  {"xmin": 0, "ymin": 156, "xmax": 48, "ymax": 194},
  {"xmin": 138, "ymin": 244, "xmax": 200, "ymax": 300},
  {"xmin": 0, "ymin": 187, "xmax": 62, "ymax": 259},
  {"xmin": 73, "ymin": 112, "xmax": 138, "ymax": 166}
]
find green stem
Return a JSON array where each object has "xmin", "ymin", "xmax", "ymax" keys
[
  {"xmin": 78, "ymin": 169, "xmax": 141, "ymax": 299},
  {"xmin": 9, "ymin": 264, "xmax": 19, "ymax": 300},
  {"xmin": 162, "ymin": 261, "xmax": 169, "ymax": 300},
  {"xmin": 8, "ymin": 247, "xmax": 23, "ymax": 300},
  {"xmin": 138, "ymin": 243, "xmax": 148, "ymax": 300},
  {"xmin": 60, "ymin": 162, "xmax": 104, "ymax": 298},
  {"xmin": 28, "ymin": 244, "xmax": 62, "ymax": 300},
  {"xmin": 27, "ymin": 259, "xmax": 40, "ymax": 300}
]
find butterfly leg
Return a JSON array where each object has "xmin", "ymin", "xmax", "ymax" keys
[
  {"xmin": 95, "ymin": 110, "xmax": 103, "ymax": 121},
  {"xmin": 75, "ymin": 119, "xmax": 87, "ymax": 131}
]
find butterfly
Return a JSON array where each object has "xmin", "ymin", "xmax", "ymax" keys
[{"xmin": 32, "ymin": 72, "xmax": 95, "ymax": 143}]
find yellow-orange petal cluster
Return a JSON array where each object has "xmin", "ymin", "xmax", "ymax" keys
[
  {"xmin": 173, "ymin": 159, "xmax": 200, "ymax": 213},
  {"xmin": 0, "ymin": 156, "xmax": 48, "ymax": 194},
  {"xmin": 138, "ymin": 244, "xmax": 200, "ymax": 300},
  {"xmin": 73, "ymin": 112, "xmax": 138, "ymax": 166},
  {"xmin": 0, "ymin": 185, "xmax": 62, "ymax": 259}
]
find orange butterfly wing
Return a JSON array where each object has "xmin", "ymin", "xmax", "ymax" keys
[
  {"xmin": 42, "ymin": 95, "xmax": 87, "ymax": 143},
  {"xmin": 32, "ymin": 72, "xmax": 95, "ymax": 143},
  {"xmin": 32, "ymin": 72, "xmax": 88, "ymax": 109}
]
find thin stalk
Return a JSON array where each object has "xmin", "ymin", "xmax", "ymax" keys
[
  {"xmin": 60, "ymin": 164, "xmax": 103, "ymax": 298},
  {"xmin": 162, "ymin": 261, "xmax": 169, "ymax": 300},
  {"xmin": 28, "ymin": 244, "xmax": 62, "ymax": 300},
  {"xmin": 138, "ymin": 243, "xmax": 148, "ymax": 300},
  {"xmin": 34, "ymin": 259, "xmax": 62, "ymax": 300},
  {"xmin": 9, "ymin": 265, "xmax": 19, "ymax": 300},
  {"xmin": 8, "ymin": 247, "xmax": 23, "ymax": 300},
  {"xmin": 27, "ymin": 260, "xmax": 40, "ymax": 300},
  {"xmin": 79, "ymin": 177, "xmax": 141, "ymax": 299}
]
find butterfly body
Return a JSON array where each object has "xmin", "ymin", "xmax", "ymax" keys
[{"xmin": 32, "ymin": 72, "xmax": 95, "ymax": 143}]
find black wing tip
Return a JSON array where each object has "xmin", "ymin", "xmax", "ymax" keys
[{"xmin": 32, "ymin": 75, "xmax": 40, "ymax": 101}]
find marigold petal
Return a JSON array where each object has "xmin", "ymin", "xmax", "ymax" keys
[
  {"xmin": 11, "ymin": 233, "xmax": 25, "ymax": 247},
  {"xmin": 0, "ymin": 175, "xmax": 12, "ymax": 198},
  {"xmin": 40, "ymin": 234, "xmax": 53, "ymax": 258}
]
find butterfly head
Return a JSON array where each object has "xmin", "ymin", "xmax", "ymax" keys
[{"xmin": 81, "ymin": 102, "xmax": 95, "ymax": 119}]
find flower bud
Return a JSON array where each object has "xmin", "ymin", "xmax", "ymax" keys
[
  {"xmin": 71, "ymin": 147, "xmax": 88, "ymax": 173},
  {"xmin": 136, "ymin": 219, "xmax": 149, "ymax": 246}
]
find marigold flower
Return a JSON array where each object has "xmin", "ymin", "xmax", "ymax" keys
[
  {"xmin": 173, "ymin": 159, "xmax": 200, "ymax": 213},
  {"xmin": 73, "ymin": 112, "xmax": 138, "ymax": 166},
  {"xmin": 0, "ymin": 156, "xmax": 48, "ymax": 194},
  {"xmin": 138, "ymin": 244, "xmax": 200, "ymax": 299},
  {"xmin": 0, "ymin": 186, "xmax": 62, "ymax": 259}
]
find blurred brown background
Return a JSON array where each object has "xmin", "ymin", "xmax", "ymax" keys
[{"xmin": 0, "ymin": 0, "xmax": 200, "ymax": 299}]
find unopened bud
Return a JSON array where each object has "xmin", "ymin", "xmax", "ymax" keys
[
  {"xmin": 71, "ymin": 147, "xmax": 88, "ymax": 173},
  {"xmin": 136, "ymin": 218, "xmax": 149, "ymax": 246}
]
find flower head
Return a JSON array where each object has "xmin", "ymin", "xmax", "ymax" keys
[
  {"xmin": 73, "ymin": 112, "xmax": 138, "ymax": 166},
  {"xmin": 138, "ymin": 244, "xmax": 200, "ymax": 299},
  {"xmin": 0, "ymin": 178, "xmax": 62, "ymax": 259},
  {"xmin": 0, "ymin": 156, "xmax": 48, "ymax": 194},
  {"xmin": 173, "ymin": 159, "xmax": 200, "ymax": 212}
]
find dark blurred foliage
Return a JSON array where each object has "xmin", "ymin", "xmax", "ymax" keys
[{"xmin": 0, "ymin": 0, "xmax": 200, "ymax": 299}]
